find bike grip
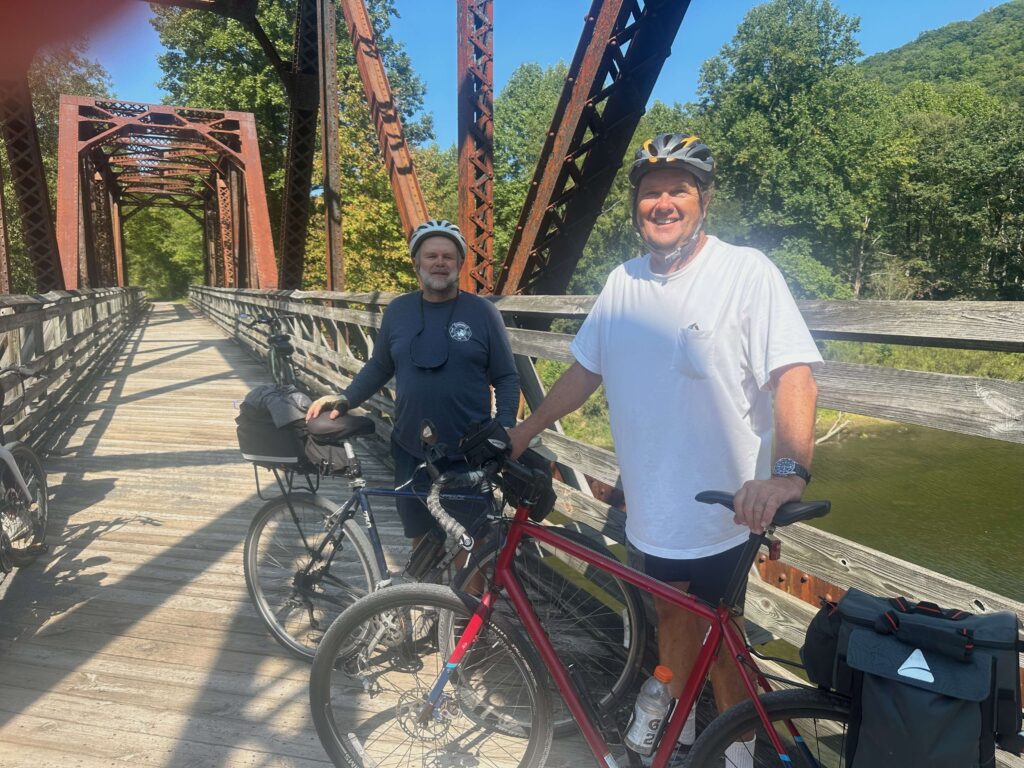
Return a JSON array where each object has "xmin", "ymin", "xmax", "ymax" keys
[{"xmin": 427, "ymin": 477, "xmax": 473, "ymax": 549}]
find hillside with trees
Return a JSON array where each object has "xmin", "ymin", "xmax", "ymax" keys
[{"xmin": 859, "ymin": 0, "xmax": 1024, "ymax": 102}]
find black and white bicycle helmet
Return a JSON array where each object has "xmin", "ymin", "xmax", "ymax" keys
[
  {"xmin": 408, "ymin": 219, "xmax": 468, "ymax": 261},
  {"xmin": 628, "ymin": 133, "xmax": 715, "ymax": 189}
]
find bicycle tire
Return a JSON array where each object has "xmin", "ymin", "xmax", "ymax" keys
[
  {"xmin": 3, "ymin": 442, "xmax": 48, "ymax": 567},
  {"xmin": 682, "ymin": 688, "xmax": 853, "ymax": 767},
  {"xmin": 450, "ymin": 526, "xmax": 646, "ymax": 737},
  {"xmin": 245, "ymin": 493, "xmax": 381, "ymax": 660},
  {"xmin": 309, "ymin": 583, "xmax": 553, "ymax": 768}
]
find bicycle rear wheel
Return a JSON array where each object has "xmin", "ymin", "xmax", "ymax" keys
[
  {"xmin": 309, "ymin": 583, "xmax": 553, "ymax": 768},
  {"xmin": 3, "ymin": 443, "xmax": 48, "ymax": 567},
  {"xmin": 452, "ymin": 526, "xmax": 646, "ymax": 736},
  {"xmin": 245, "ymin": 493, "xmax": 380, "ymax": 660},
  {"xmin": 682, "ymin": 688, "xmax": 853, "ymax": 767}
]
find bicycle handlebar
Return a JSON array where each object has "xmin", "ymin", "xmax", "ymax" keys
[{"xmin": 425, "ymin": 469, "xmax": 493, "ymax": 550}]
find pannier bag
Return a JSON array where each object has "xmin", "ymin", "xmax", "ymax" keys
[
  {"xmin": 236, "ymin": 384, "xmax": 314, "ymax": 470},
  {"xmin": 801, "ymin": 587, "xmax": 1022, "ymax": 767}
]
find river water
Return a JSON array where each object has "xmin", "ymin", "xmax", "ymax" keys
[{"xmin": 809, "ymin": 421, "xmax": 1023, "ymax": 602}]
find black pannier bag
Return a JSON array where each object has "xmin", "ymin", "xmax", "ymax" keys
[
  {"xmin": 236, "ymin": 384, "xmax": 314, "ymax": 471},
  {"xmin": 801, "ymin": 587, "xmax": 1023, "ymax": 767}
]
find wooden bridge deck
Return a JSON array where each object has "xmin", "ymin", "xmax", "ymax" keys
[
  {"xmin": 0, "ymin": 303, "xmax": 401, "ymax": 767},
  {"xmin": 0, "ymin": 302, "xmax": 596, "ymax": 767}
]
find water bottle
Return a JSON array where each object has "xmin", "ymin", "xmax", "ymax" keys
[{"xmin": 624, "ymin": 665, "xmax": 674, "ymax": 756}]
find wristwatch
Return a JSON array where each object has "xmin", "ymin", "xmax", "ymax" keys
[{"xmin": 772, "ymin": 457, "xmax": 811, "ymax": 484}]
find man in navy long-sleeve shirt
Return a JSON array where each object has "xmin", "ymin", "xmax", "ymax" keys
[{"xmin": 308, "ymin": 220, "xmax": 519, "ymax": 542}]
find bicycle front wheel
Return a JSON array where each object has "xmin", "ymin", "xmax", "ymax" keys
[
  {"xmin": 683, "ymin": 688, "xmax": 853, "ymax": 767},
  {"xmin": 309, "ymin": 583, "xmax": 553, "ymax": 768},
  {"xmin": 244, "ymin": 493, "xmax": 380, "ymax": 660},
  {"xmin": 453, "ymin": 526, "xmax": 646, "ymax": 736},
  {"xmin": 3, "ymin": 442, "xmax": 48, "ymax": 567}
]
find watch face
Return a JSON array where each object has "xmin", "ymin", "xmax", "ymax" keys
[{"xmin": 774, "ymin": 458, "xmax": 797, "ymax": 475}]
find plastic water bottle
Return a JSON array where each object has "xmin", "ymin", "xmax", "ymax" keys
[{"xmin": 624, "ymin": 665, "xmax": 674, "ymax": 756}]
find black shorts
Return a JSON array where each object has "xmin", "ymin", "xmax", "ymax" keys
[
  {"xmin": 626, "ymin": 539, "xmax": 749, "ymax": 608},
  {"xmin": 390, "ymin": 436, "xmax": 490, "ymax": 539}
]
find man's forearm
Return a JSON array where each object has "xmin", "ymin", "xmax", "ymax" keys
[{"xmin": 772, "ymin": 364, "xmax": 818, "ymax": 468}]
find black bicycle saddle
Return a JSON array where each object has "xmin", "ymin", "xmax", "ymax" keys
[{"xmin": 306, "ymin": 412, "xmax": 376, "ymax": 442}]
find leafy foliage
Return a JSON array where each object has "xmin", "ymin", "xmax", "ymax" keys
[
  {"xmin": 859, "ymin": 1, "xmax": 1024, "ymax": 103},
  {"xmin": 151, "ymin": 0, "xmax": 431, "ymax": 290},
  {"xmin": 1, "ymin": 43, "xmax": 110, "ymax": 293},
  {"xmin": 123, "ymin": 207, "xmax": 204, "ymax": 299}
]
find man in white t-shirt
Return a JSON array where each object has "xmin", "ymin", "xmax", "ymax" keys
[{"xmin": 508, "ymin": 133, "xmax": 821, "ymax": 762}]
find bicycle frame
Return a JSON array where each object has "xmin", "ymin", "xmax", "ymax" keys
[
  {"xmin": 446, "ymin": 504, "xmax": 793, "ymax": 768},
  {"xmin": 277, "ymin": 480, "xmax": 493, "ymax": 593}
]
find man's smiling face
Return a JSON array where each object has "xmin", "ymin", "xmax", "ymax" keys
[{"xmin": 635, "ymin": 167, "xmax": 705, "ymax": 256}]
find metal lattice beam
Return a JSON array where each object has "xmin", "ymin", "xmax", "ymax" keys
[
  {"xmin": 496, "ymin": 0, "xmax": 692, "ymax": 295},
  {"xmin": 277, "ymin": 0, "xmax": 321, "ymax": 288},
  {"xmin": 0, "ymin": 78, "xmax": 65, "ymax": 291},
  {"xmin": 339, "ymin": 0, "xmax": 428, "ymax": 238},
  {"xmin": 457, "ymin": 0, "xmax": 494, "ymax": 294}
]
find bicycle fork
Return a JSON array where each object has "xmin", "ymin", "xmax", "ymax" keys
[{"xmin": 416, "ymin": 590, "xmax": 497, "ymax": 724}]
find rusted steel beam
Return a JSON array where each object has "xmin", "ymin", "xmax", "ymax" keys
[
  {"xmin": 457, "ymin": 0, "xmax": 494, "ymax": 294},
  {"xmin": 216, "ymin": 175, "xmax": 235, "ymax": 287},
  {"xmin": 236, "ymin": 111, "xmax": 277, "ymax": 288},
  {"xmin": 496, "ymin": 0, "xmax": 691, "ymax": 295},
  {"xmin": 0, "ymin": 78, "xmax": 65, "ymax": 291},
  {"xmin": 338, "ymin": 0, "xmax": 429, "ymax": 238},
  {"xmin": 277, "ymin": 0, "xmax": 320, "ymax": 288},
  {"xmin": 317, "ymin": 0, "xmax": 344, "ymax": 290},
  {"xmin": 57, "ymin": 95, "xmax": 276, "ymax": 288}
]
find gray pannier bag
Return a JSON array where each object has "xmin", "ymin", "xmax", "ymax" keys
[{"xmin": 831, "ymin": 589, "xmax": 1022, "ymax": 768}]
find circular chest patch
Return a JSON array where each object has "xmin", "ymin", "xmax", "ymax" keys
[{"xmin": 449, "ymin": 321, "xmax": 472, "ymax": 342}]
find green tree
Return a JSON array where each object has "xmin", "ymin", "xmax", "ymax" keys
[
  {"xmin": 123, "ymin": 207, "xmax": 204, "ymax": 299},
  {"xmin": 152, "ymin": 0, "xmax": 431, "ymax": 290},
  {"xmin": 1, "ymin": 43, "xmax": 110, "ymax": 293},
  {"xmin": 694, "ymin": 0, "xmax": 904, "ymax": 296}
]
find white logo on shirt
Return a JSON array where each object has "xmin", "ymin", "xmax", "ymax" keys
[{"xmin": 449, "ymin": 321, "xmax": 472, "ymax": 342}]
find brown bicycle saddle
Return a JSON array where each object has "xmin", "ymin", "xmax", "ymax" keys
[{"xmin": 305, "ymin": 412, "xmax": 376, "ymax": 443}]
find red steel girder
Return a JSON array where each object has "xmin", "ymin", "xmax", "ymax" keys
[
  {"xmin": 496, "ymin": 0, "xmax": 692, "ymax": 295},
  {"xmin": 339, "ymin": 0, "xmax": 429, "ymax": 239},
  {"xmin": 57, "ymin": 95, "xmax": 276, "ymax": 288},
  {"xmin": 0, "ymin": 78, "xmax": 65, "ymax": 291},
  {"xmin": 457, "ymin": 0, "xmax": 494, "ymax": 294}
]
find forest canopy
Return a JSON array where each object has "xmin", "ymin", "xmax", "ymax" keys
[{"xmin": 7, "ymin": 0, "xmax": 1020, "ymax": 303}]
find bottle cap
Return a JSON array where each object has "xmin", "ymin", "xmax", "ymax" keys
[{"xmin": 654, "ymin": 665, "xmax": 673, "ymax": 683}]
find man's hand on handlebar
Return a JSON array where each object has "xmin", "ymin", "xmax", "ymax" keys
[
  {"xmin": 732, "ymin": 475, "xmax": 806, "ymax": 534},
  {"xmin": 306, "ymin": 393, "xmax": 348, "ymax": 421}
]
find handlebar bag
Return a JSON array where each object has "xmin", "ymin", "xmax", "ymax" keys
[{"xmin": 458, "ymin": 419, "xmax": 511, "ymax": 468}]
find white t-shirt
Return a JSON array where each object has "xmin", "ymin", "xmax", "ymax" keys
[{"xmin": 570, "ymin": 236, "xmax": 822, "ymax": 559}]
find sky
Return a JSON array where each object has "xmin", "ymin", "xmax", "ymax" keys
[{"xmin": 85, "ymin": 0, "xmax": 1002, "ymax": 148}]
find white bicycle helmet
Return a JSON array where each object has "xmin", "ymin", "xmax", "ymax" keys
[{"xmin": 409, "ymin": 219, "xmax": 467, "ymax": 261}]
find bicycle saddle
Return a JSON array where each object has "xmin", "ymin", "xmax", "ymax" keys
[
  {"xmin": 695, "ymin": 490, "xmax": 830, "ymax": 526},
  {"xmin": 306, "ymin": 412, "xmax": 376, "ymax": 442}
]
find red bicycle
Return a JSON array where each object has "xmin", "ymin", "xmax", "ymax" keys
[{"xmin": 309, "ymin": 437, "xmax": 849, "ymax": 767}]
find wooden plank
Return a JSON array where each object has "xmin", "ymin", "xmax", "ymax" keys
[
  {"xmin": 799, "ymin": 300, "xmax": 1024, "ymax": 352},
  {"xmin": 818, "ymin": 361, "xmax": 1024, "ymax": 443}
]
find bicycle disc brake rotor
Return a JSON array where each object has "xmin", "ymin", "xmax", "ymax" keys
[{"xmin": 396, "ymin": 687, "xmax": 457, "ymax": 741}]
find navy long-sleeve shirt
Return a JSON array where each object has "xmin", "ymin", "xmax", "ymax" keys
[{"xmin": 343, "ymin": 291, "xmax": 520, "ymax": 458}]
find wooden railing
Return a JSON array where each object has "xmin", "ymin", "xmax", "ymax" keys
[
  {"xmin": 0, "ymin": 288, "xmax": 144, "ymax": 447},
  {"xmin": 190, "ymin": 285, "xmax": 1023, "ymax": 694}
]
